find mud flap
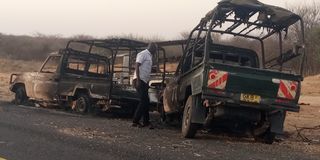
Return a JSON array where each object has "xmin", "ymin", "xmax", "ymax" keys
[
  {"xmin": 190, "ymin": 95, "xmax": 206, "ymax": 124},
  {"xmin": 269, "ymin": 111, "xmax": 286, "ymax": 134}
]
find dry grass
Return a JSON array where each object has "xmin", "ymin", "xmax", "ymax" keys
[{"xmin": 0, "ymin": 58, "xmax": 42, "ymax": 73}]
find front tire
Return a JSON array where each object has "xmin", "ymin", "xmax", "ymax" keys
[
  {"xmin": 182, "ymin": 95, "xmax": 200, "ymax": 138},
  {"xmin": 75, "ymin": 94, "xmax": 91, "ymax": 114},
  {"xmin": 14, "ymin": 86, "xmax": 28, "ymax": 105},
  {"xmin": 254, "ymin": 128, "xmax": 276, "ymax": 144}
]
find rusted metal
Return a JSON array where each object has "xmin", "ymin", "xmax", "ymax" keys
[
  {"xmin": 185, "ymin": 0, "xmax": 306, "ymax": 74},
  {"xmin": 9, "ymin": 38, "xmax": 187, "ymax": 113}
]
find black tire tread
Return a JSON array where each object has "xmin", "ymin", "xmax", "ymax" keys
[{"xmin": 182, "ymin": 96, "xmax": 200, "ymax": 138}]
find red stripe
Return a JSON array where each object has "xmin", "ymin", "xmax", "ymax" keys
[
  {"xmin": 279, "ymin": 81, "xmax": 293, "ymax": 99},
  {"xmin": 209, "ymin": 73, "xmax": 228, "ymax": 88}
]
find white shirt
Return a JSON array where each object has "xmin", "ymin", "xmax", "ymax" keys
[{"xmin": 133, "ymin": 49, "xmax": 152, "ymax": 83}]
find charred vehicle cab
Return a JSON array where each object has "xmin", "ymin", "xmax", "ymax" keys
[
  {"xmin": 162, "ymin": 0, "xmax": 306, "ymax": 144},
  {"xmin": 10, "ymin": 43, "xmax": 112, "ymax": 112},
  {"xmin": 9, "ymin": 38, "xmax": 169, "ymax": 114},
  {"xmin": 106, "ymin": 39, "xmax": 169, "ymax": 113}
]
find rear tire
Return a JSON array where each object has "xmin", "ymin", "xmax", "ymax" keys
[
  {"xmin": 159, "ymin": 104, "xmax": 167, "ymax": 123},
  {"xmin": 263, "ymin": 131, "xmax": 276, "ymax": 144},
  {"xmin": 254, "ymin": 129, "xmax": 276, "ymax": 144},
  {"xmin": 14, "ymin": 86, "xmax": 28, "ymax": 105},
  {"xmin": 75, "ymin": 94, "xmax": 91, "ymax": 114},
  {"xmin": 182, "ymin": 96, "xmax": 200, "ymax": 138}
]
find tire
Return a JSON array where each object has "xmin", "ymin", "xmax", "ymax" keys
[
  {"xmin": 159, "ymin": 104, "xmax": 167, "ymax": 123},
  {"xmin": 254, "ymin": 129, "xmax": 276, "ymax": 144},
  {"xmin": 75, "ymin": 94, "xmax": 91, "ymax": 114},
  {"xmin": 14, "ymin": 86, "xmax": 28, "ymax": 105},
  {"xmin": 263, "ymin": 131, "xmax": 276, "ymax": 144},
  {"xmin": 159, "ymin": 105, "xmax": 177, "ymax": 124},
  {"xmin": 182, "ymin": 95, "xmax": 200, "ymax": 138}
]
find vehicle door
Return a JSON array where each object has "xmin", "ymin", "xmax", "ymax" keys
[
  {"xmin": 177, "ymin": 39, "xmax": 205, "ymax": 99},
  {"xmin": 58, "ymin": 54, "xmax": 88, "ymax": 96},
  {"xmin": 86, "ymin": 58, "xmax": 111, "ymax": 98},
  {"xmin": 33, "ymin": 55, "xmax": 62, "ymax": 101}
]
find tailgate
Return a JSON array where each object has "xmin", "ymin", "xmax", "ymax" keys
[{"xmin": 203, "ymin": 63, "xmax": 303, "ymax": 112}]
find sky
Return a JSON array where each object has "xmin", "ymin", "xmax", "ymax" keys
[{"xmin": 0, "ymin": 0, "xmax": 317, "ymax": 39}]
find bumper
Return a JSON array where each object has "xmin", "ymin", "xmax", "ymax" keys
[{"xmin": 202, "ymin": 90, "xmax": 300, "ymax": 112}]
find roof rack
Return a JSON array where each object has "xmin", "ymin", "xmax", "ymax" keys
[
  {"xmin": 184, "ymin": 0, "xmax": 305, "ymax": 74},
  {"xmin": 66, "ymin": 38, "xmax": 149, "ymax": 54},
  {"xmin": 201, "ymin": 0, "xmax": 302, "ymax": 40}
]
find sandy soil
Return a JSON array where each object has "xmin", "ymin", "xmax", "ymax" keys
[{"xmin": 283, "ymin": 75, "xmax": 320, "ymax": 154}]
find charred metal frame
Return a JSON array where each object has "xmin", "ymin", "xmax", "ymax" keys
[
  {"xmin": 183, "ymin": 6, "xmax": 306, "ymax": 75},
  {"xmin": 66, "ymin": 38, "xmax": 169, "ymax": 99}
]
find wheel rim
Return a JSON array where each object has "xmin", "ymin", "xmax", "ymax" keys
[{"xmin": 77, "ymin": 97, "xmax": 87, "ymax": 112}]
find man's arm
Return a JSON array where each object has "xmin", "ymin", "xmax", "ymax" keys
[{"xmin": 135, "ymin": 62, "xmax": 141, "ymax": 87}]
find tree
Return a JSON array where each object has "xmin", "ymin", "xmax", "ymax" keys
[{"xmin": 288, "ymin": 1, "xmax": 320, "ymax": 75}]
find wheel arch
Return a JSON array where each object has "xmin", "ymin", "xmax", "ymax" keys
[
  {"xmin": 73, "ymin": 88, "xmax": 90, "ymax": 98},
  {"xmin": 184, "ymin": 86, "xmax": 192, "ymax": 104},
  {"xmin": 11, "ymin": 83, "xmax": 26, "ymax": 93}
]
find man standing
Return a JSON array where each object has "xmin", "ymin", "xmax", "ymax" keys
[{"xmin": 132, "ymin": 43, "xmax": 156, "ymax": 128}]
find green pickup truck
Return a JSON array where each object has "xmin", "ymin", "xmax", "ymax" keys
[{"xmin": 162, "ymin": 0, "xmax": 306, "ymax": 144}]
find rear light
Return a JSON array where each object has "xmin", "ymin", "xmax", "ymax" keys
[
  {"xmin": 275, "ymin": 79, "xmax": 298, "ymax": 100},
  {"xmin": 207, "ymin": 69, "xmax": 229, "ymax": 90}
]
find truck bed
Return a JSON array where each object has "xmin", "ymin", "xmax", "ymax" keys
[{"xmin": 203, "ymin": 63, "xmax": 302, "ymax": 112}]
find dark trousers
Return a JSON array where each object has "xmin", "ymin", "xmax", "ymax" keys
[{"xmin": 133, "ymin": 80, "xmax": 150, "ymax": 124}]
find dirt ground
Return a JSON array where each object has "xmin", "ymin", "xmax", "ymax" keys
[
  {"xmin": 0, "ymin": 59, "xmax": 319, "ymax": 157},
  {"xmin": 283, "ymin": 75, "xmax": 320, "ymax": 154}
]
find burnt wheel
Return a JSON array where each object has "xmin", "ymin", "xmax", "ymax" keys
[
  {"xmin": 75, "ymin": 94, "xmax": 91, "ymax": 114},
  {"xmin": 263, "ymin": 131, "xmax": 276, "ymax": 144},
  {"xmin": 182, "ymin": 95, "xmax": 200, "ymax": 138},
  {"xmin": 158, "ymin": 104, "xmax": 167, "ymax": 123},
  {"xmin": 14, "ymin": 86, "xmax": 28, "ymax": 105},
  {"xmin": 254, "ymin": 129, "xmax": 276, "ymax": 144}
]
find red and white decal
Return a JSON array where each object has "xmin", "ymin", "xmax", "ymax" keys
[
  {"xmin": 207, "ymin": 69, "xmax": 229, "ymax": 90},
  {"xmin": 277, "ymin": 80, "xmax": 298, "ymax": 100}
]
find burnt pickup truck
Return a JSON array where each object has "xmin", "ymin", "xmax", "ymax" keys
[
  {"xmin": 9, "ymin": 38, "xmax": 170, "ymax": 114},
  {"xmin": 9, "ymin": 43, "xmax": 112, "ymax": 113},
  {"xmin": 162, "ymin": 0, "xmax": 306, "ymax": 144}
]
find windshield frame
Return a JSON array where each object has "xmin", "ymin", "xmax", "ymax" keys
[{"xmin": 40, "ymin": 55, "xmax": 62, "ymax": 74}]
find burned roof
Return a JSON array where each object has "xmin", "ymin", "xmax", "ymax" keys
[
  {"xmin": 67, "ymin": 38, "xmax": 148, "ymax": 51},
  {"xmin": 203, "ymin": 0, "xmax": 301, "ymax": 39},
  {"xmin": 65, "ymin": 38, "xmax": 189, "ymax": 58}
]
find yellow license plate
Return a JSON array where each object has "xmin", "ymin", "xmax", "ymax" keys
[{"xmin": 240, "ymin": 94, "xmax": 261, "ymax": 103}]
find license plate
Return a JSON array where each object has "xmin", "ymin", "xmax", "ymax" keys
[{"xmin": 240, "ymin": 94, "xmax": 261, "ymax": 103}]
